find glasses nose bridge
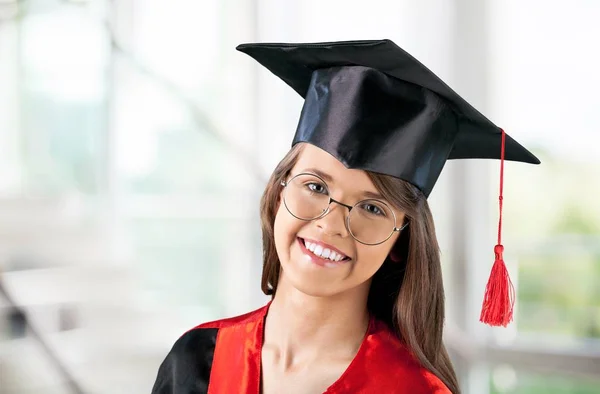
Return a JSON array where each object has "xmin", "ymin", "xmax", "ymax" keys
[
  {"xmin": 327, "ymin": 196, "xmax": 353, "ymax": 213},
  {"xmin": 316, "ymin": 197, "xmax": 351, "ymax": 237}
]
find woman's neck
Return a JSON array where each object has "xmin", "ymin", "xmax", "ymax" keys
[{"xmin": 262, "ymin": 275, "xmax": 370, "ymax": 371}]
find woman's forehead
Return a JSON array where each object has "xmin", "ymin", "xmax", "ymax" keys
[{"xmin": 292, "ymin": 144, "xmax": 378, "ymax": 192}]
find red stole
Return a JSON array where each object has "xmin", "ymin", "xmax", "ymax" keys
[{"xmin": 198, "ymin": 304, "xmax": 451, "ymax": 394}]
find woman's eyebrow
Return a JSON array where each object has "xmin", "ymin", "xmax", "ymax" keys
[
  {"xmin": 362, "ymin": 190, "xmax": 385, "ymax": 200},
  {"xmin": 302, "ymin": 168, "xmax": 334, "ymax": 182}
]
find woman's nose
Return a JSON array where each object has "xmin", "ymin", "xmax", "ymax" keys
[{"xmin": 315, "ymin": 202, "xmax": 350, "ymax": 238}]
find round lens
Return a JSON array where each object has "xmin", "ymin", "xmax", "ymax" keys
[
  {"xmin": 347, "ymin": 199, "xmax": 396, "ymax": 245},
  {"xmin": 283, "ymin": 174, "xmax": 331, "ymax": 221}
]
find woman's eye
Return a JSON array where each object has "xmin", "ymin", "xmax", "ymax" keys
[
  {"xmin": 361, "ymin": 203, "xmax": 385, "ymax": 216},
  {"xmin": 307, "ymin": 182, "xmax": 327, "ymax": 194}
]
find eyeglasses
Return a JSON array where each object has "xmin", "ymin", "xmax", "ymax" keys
[{"xmin": 280, "ymin": 173, "xmax": 407, "ymax": 245}]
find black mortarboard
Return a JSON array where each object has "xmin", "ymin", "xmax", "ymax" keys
[{"xmin": 236, "ymin": 39, "xmax": 540, "ymax": 198}]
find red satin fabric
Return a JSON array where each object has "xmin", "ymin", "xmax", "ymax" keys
[{"xmin": 199, "ymin": 303, "xmax": 451, "ymax": 393}]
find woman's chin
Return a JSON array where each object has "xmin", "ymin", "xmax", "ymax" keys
[
  {"xmin": 290, "ymin": 277, "xmax": 337, "ymax": 298},
  {"xmin": 280, "ymin": 261, "xmax": 341, "ymax": 298}
]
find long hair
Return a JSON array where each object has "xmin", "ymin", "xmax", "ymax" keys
[{"xmin": 259, "ymin": 144, "xmax": 460, "ymax": 393}]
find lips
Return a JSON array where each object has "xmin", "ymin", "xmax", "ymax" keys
[{"xmin": 297, "ymin": 237, "xmax": 351, "ymax": 265}]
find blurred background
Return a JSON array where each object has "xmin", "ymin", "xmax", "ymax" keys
[{"xmin": 0, "ymin": 0, "xmax": 598, "ymax": 393}]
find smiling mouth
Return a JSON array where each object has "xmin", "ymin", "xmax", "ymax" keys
[{"xmin": 298, "ymin": 237, "xmax": 351, "ymax": 262}]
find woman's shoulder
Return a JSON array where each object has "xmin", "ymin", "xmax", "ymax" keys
[
  {"xmin": 167, "ymin": 302, "xmax": 268, "ymax": 354},
  {"xmin": 365, "ymin": 319, "xmax": 452, "ymax": 393},
  {"xmin": 151, "ymin": 325, "xmax": 218, "ymax": 393},
  {"xmin": 151, "ymin": 304, "xmax": 269, "ymax": 394}
]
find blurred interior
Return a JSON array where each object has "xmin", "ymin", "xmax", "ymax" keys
[{"xmin": 0, "ymin": 0, "xmax": 599, "ymax": 393}]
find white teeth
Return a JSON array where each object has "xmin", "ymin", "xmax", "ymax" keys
[
  {"xmin": 303, "ymin": 240, "xmax": 346, "ymax": 261},
  {"xmin": 314, "ymin": 245, "xmax": 323, "ymax": 256}
]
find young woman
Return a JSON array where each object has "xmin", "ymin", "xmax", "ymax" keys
[{"xmin": 151, "ymin": 39, "xmax": 539, "ymax": 394}]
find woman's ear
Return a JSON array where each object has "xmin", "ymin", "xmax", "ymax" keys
[
  {"xmin": 275, "ymin": 188, "xmax": 282, "ymax": 212},
  {"xmin": 275, "ymin": 178, "xmax": 286, "ymax": 211}
]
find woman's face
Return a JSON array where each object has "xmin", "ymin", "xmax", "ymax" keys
[{"xmin": 273, "ymin": 143, "xmax": 406, "ymax": 298}]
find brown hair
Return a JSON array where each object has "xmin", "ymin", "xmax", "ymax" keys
[{"xmin": 259, "ymin": 144, "xmax": 460, "ymax": 393}]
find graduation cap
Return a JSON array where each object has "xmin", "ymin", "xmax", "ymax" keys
[{"xmin": 237, "ymin": 39, "xmax": 540, "ymax": 327}]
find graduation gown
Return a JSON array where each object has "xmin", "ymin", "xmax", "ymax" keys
[{"xmin": 151, "ymin": 303, "xmax": 451, "ymax": 393}]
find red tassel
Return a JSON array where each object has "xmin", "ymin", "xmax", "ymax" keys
[
  {"xmin": 480, "ymin": 245, "xmax": 515, "ymax": 326},
  {"xmin": 479, "ymin": 129, "xmax": 515, "ymax": 327}
]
